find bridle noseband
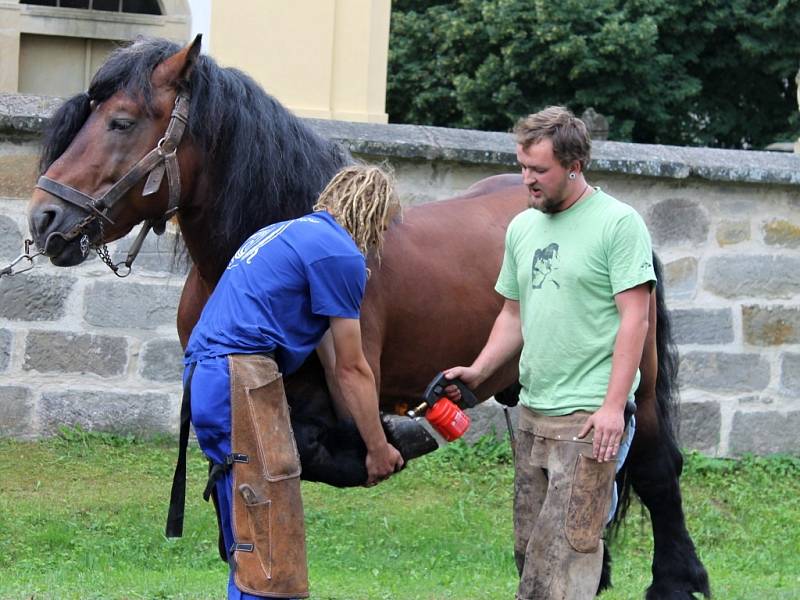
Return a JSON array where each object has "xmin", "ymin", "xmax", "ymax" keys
[{"xmin": 35, "ymin": 91, "xmax": 191, "ymax": 277}]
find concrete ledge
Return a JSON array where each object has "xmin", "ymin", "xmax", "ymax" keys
[
  {"xmin": 4, "ymin": 92, "xmax": 800, "ymax": 187},
  {"xmin": 0, "ymin": 93, "xmax": 61, "ymax": 137}
]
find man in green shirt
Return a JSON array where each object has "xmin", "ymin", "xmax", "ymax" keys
[{"xmin": 445, "ymin": 106, "xmax": 655, "ymax": 599}]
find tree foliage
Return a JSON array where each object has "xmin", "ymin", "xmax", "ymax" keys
[{"xmin": 387, "ymin": 0, "xmax": 800, "ymax": 148}]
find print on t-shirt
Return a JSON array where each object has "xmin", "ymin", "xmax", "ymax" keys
[
  {"xmin": 531, "ymin": 242, "xmax": 561, "ymax": 290},
  {"xmin": 227, "ymin": 216, "xmax": 321, "ymax": 270}
]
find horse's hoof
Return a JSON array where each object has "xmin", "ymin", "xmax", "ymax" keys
[
  {"xmin": 381, "ymin": 414, "xmax": 439, "ymax": 461},
  {"xmin": 646, "ymin": 581, "xmax": 711, "ymax": 599}
]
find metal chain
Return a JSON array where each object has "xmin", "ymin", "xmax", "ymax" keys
[
  {"xmin": 0, "ymin": 240, "xmax": 42, "ymax": 279},
  {"xmin": 94, "ymin": 217, "xmax": 131, "ymax": 278},
  {"xmin": 0, "ymin": 218, "xmax": 134, "ymax": 280}
]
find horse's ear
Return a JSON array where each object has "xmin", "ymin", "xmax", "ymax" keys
[{"xmin": 153, "ymin": 34, "xmax": 202, "ymax": 89}]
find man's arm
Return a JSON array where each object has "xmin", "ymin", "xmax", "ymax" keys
[
  {"xmin": 316, "ymin": 329, "xmax": 350, "ymax": 420},
  {"xmin": 328, "ymin": 316, "xmax": 403, "ymax": 485},
  {"xmin": 444, "ymin": 298, "xmax": 523, "ymax": 391},
  {"xmin": 578, "ymin": 282, "xmax": 651, "ymax": 462}
]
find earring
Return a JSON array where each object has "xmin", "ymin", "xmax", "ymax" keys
[{"xmin": 569, "ymin": 172, "xmax": 576, "ymax": 180}]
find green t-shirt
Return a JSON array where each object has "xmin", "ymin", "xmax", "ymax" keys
[{"xmin": 495, "ymin": 189, "xmax": 656, "ymax": 416}]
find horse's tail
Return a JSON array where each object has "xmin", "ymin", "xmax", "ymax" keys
[
  {"xmin": 652, "ymin": 253, "xmax": 681, "ymax": 441},
  {"xmin": 610, "ymin": 252, "xmax": 681, "ymax": 531}
]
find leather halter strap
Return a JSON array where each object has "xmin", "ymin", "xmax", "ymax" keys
[{"xmin": 35, "ymin": 91, "xmax": 191, "ymax": 270}]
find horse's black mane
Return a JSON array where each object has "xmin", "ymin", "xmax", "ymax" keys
[{"xmin": 40, "ymin": 37, "xmax": 352, "ymax": 267}]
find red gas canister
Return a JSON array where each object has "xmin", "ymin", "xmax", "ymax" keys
[{"xmin": 424, "ymin": 397, "xmax": 471, "ymax": 441}]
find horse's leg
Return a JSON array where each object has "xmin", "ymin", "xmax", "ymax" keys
[
  {"xmin": 284, "ymin": 355, "xmax": 372, "ymax": 487},
  {"xmin": 621, "ymin": 258, "xmax": 710, "ymax": 599},
  {"xmin": 177, "ymin": 265, "xmax": 211, "ymax": 349}
]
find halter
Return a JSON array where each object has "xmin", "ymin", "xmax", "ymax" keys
[{"xmin": 34, "ymin": 91, "xmax": 191, "ymax": 277}]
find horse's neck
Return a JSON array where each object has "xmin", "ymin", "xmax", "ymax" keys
[
  {"xmin": 178, "ymin": 208, "xmax": 227, "ymax": 286},
  {"xmin": 183, "ymin": 233, "xmax": 226, "ymax": 286}
]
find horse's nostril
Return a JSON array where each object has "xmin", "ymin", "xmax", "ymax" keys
[{"xmin": 31, "ymin": 207, "xmax": 58, "ymax": 237}]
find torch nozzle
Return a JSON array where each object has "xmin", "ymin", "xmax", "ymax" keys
[{"xmin": 406, "ymin": 401, "xmax": 429, "ymax": 419}]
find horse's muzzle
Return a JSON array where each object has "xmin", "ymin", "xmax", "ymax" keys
[{"xmin": 43, "ymin": 232, "xmax": 88, "ymax": 266}]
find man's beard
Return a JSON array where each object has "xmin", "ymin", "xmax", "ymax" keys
[{"xmin": 528, "ymin": 181, "xmax": 569, "ymax": 214}]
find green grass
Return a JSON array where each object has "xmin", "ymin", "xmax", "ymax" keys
[{"xmin": 0, "ymin": 428, "xmax": 798, "ymax": 599}]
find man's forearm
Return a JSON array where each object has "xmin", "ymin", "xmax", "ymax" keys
[
  {"xmin": 336, "ymin": 361, "xmax": 387, "ymax": 451},
  {"xmin": 604, "ymin": 314, "xmax": 649, "ymax": 410},
  {"xmin": 471, "ymin": 303, "xmax": 524, "ymax": 385}
]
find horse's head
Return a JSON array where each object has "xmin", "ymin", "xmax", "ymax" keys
[{"xmin": 28, "ymin": 36, "xmax": 201, "ymax": 267}]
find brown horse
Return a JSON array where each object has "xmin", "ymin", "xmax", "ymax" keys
[{"xmin": 27, "ymin": 36, "xmax": 708, "ymax": 598}]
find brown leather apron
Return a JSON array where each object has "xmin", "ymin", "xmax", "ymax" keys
[{"xmin": 228, "ymin": 353, "xmax": 309, "ymax": 598}]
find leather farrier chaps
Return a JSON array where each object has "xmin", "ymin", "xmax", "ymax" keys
[{"xmin": 228, "ymin": 354, "xmax": 309, "ymax": 598}]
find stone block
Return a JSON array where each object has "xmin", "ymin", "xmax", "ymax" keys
[
  {"xmin": 0, "ymin": 328, "xmax": 11, "ymax": 372},
  {"xmin": 0, "ymin": 150, "xmax": 38, "ymax": 199},
  {"xmin": 715, "ymin": 220, "xmax": 750, "ymax": 247},
  {"xmin": 678, "ymin": 401, "xmax": 720, "ymax": 454},
  {"xmin": 112, "ymin": 229, "xmax": 189, "ymax": 275},
  {"xmin": 670, "ymin": 308, "xmax": 733, "ymax": 344},
  {"xmin": 704, "ymin": 255, "xmax": 800, "ymax": 299},
  {"xmin": 84, "ymin": 281, "xmax": 182, "ymax": 329},
  {"xmin": 0, "ymin": 385, "xmax": 34, "ymax": 437},
  {"xmin": 679, "ymin": 351, "xmax": 770, "ymax": 392},
  {"xmin": 781, "ymin": 353, "xmax": 800, "ymax": 395},
  {"xmin": 462, "ymin": 399, "xmax": 517, "ymax": 444},
  {"xmin": 663, "ymin": 257, "xmax": 697, "ymax": 300},
  {"xmin": 729, "ymin": 410, "xmax": 800, "ymax": 456},
  {"xmin": 762, "ymin": 219, "xmax": 800, "ymax": 248},
  {"xmin": 743, "ymin": 305, "xmax": 800, "ymax": 346},
  {"xmin": 648, "ymin": 198, "xmax": 709, "ymax": 246},
  {"xmin": 0, "ymin": 273, "xmax": 75, "ymax": 321},
  {"xmin": 24, "ymin": 330, "xmax": 128, "ymax": 377},
  {"xmin": 140, "ymin": 337, "xmax": 183, "ymax": 382},
  {"xmin": 39, "ymin": 390, "xmax": 174, "ymax": 436},
  {"xmin": 0, "ymin": 215, "xmax": 22, "ymax": 260}
]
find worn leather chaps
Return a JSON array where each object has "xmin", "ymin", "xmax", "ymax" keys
[{"xmin": 228, "ymin": 353, "xmax": 309, "ymax": 598}]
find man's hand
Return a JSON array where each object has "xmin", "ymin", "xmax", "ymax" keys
[
  {"xmin": 365, "ymin": 442, "xmax": 404, "ymax": 486},
  {"xmin": 442, "ymin": 366, "xmax": 482, "ymax": 402},
  {"xmin": 578, "ymin": 404, "xmax": 624, "ymax": 463}
]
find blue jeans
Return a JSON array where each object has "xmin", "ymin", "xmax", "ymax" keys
[{"xmin": 606, "ymin": 414, "xmax": 636, "ymax": 525}]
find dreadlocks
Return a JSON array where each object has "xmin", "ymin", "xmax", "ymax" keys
[{"xmin": 313, "ymin": 164, "xmax": 401, "ymax": 262}]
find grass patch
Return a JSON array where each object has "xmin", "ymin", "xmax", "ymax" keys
[{"xmin": 0, "ymin": 429, "xmax": 798, "ymax": 599}]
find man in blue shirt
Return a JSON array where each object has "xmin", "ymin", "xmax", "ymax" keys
[{"xmin": 181, "ymin": 165, "xmax": 404, "ymax": 599}]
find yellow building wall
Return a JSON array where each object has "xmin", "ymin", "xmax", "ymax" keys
[{"xmin": 209, "ymin": 0, "xmax": 389, "ymax": 123}]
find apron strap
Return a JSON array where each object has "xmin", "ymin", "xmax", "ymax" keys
[{"xmin": 165, "ymin": 361, "xmax": 196, "ymax": 538}]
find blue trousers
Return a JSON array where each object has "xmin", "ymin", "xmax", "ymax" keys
[
  {"xmin": 607, "ymin": 414, "xmax": 636, "ymax": 524},
  {"xmin": 187, "ymin": 357, "xmax": 298, "ymax": 600}
]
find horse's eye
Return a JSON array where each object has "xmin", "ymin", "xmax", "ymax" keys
[{"xmin": 109, "ymin": 118, "xmax": 135, "ymax": 131}]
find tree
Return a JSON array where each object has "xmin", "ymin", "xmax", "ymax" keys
[{"xmin": 387, "ymin": 0, "xmax": 800, "ymax": 148}]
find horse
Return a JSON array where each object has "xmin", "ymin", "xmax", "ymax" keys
[{"xmin": 27, "ymin": 36, "xmax": 709, "ymax": 599}]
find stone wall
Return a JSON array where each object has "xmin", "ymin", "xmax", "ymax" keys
[{"xmin": 2, "ymin": 93, "xmax": 799, "ymax": 456}]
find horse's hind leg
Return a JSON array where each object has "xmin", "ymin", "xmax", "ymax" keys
[
  {"xmin": 624, "ymin": 286, "xmax": 709, "ymax": 598},
  {"xmin": 597, "ymin": 541, "xmax": 612, "ymax": 595},
  {"xmin": 627, "ymin": 403, "xmax": 710, "ymax": 599}
]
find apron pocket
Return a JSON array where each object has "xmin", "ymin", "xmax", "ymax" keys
[
  {"xmin": 564, "ymin": 452, "xmax": 615, "ymax": 553},
  {"xmin": 245, "ymin": 375, "xmax": 301, "ymax": 480}
]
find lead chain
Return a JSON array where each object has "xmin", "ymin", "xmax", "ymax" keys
[{"xmin": 93, "ymin": 216, "xmax": 131, "ymax": 278}]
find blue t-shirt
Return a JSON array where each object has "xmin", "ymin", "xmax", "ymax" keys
[{"xmin": 184, "ymin": 211, "xmax": 366, "ymax": 375}]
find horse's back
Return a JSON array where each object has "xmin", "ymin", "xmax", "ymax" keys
[{"xmin": 363, "ymin": 180, "xmax": 529, "ymax": 410}]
